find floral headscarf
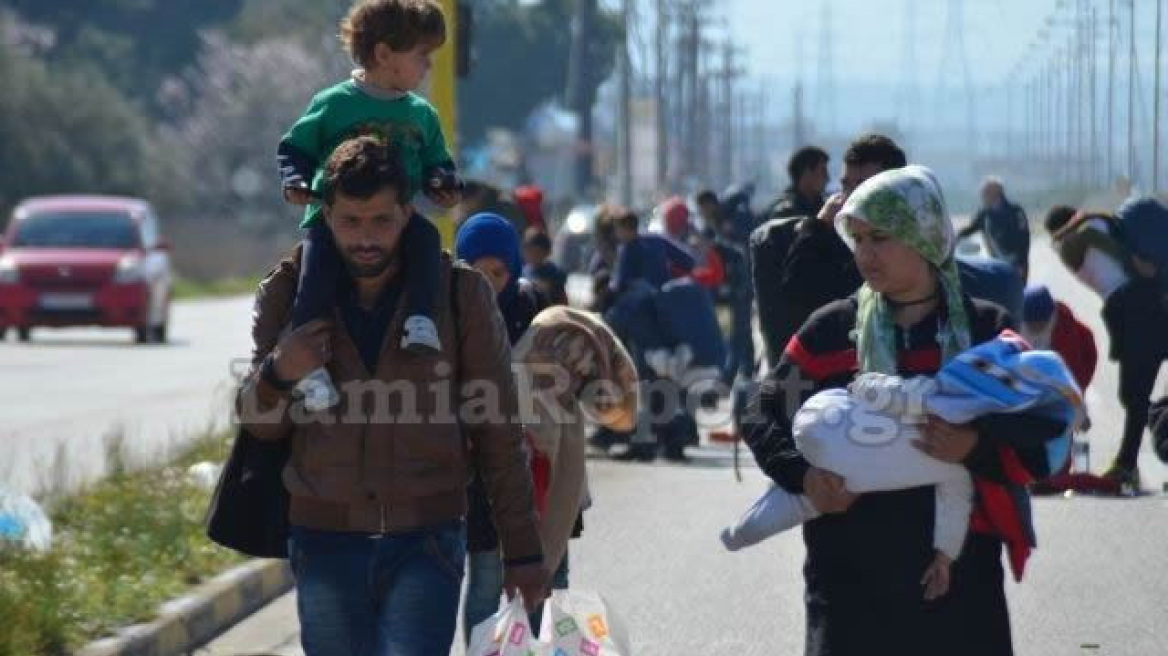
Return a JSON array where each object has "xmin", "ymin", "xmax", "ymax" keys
[{"xmin": 836, "ymin": 165, "xmax": 971, "ymax": 374}]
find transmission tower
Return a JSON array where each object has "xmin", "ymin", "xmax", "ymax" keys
[
  {"xmin": 934, "ymin": 0, "xmax": 976, "ymax": 158},
  {"xmin": 815, "ymin": 0, "xmax": 837, "ymax": 138},
  {"xmin": 898, "ymin": 0, "xmax": 921, "ymax": 137}
]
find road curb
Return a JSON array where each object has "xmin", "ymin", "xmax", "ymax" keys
[{"xmin": 76, "ymin": 559, "xmax": 293, "ymax": 656}]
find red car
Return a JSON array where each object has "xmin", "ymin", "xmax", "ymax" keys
[{"xmin": 0, "ymin": 195, "xmax": 173, "ymax": 343}]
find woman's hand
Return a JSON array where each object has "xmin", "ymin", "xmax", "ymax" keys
[
  {"xmin": 921, "ymin": 550, "xmax": 953, "ymax": 601},
  {"xmin": 914, "ymin": 416, "xmax": 978, "ymax": 463},
  {"xmin": 803, "ymin": 467, "xmax": 857, "ymax": 514}
]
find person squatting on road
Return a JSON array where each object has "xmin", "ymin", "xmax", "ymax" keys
[
  {"xmin": 1044, "ymin": 205, "xmax": 1168, "ymax": 488},
  {"xmin": 236, "ymin": 137, "xmax": 547, "ymax": 656},
  {"xmin": 744, "ymin": 165, "xmax": 1069, "ymax": 656},
  {"xmin": 277, "ymin": 0, "xmax": 463, "ymax": 411}
]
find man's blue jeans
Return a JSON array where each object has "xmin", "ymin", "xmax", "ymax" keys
[{"xmin": 288, "ymin": 523, "xmax": 466, "ymax": 656}]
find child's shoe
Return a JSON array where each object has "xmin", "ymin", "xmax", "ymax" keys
[
  {"xmin": 401, "ymin": 315, "xmax": 442, "ymax": 353},
  {"xmin": 296, "ymin": 367, "xmax": 340, "ymax": 412}
]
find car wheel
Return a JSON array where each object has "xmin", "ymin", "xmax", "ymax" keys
[
  {"xmin": 152, "ymin": 322, "xmax": 168, "ymax": 344},
  {"xmin": 17, "ymin": 327, "xmax": 31, "ymax": 342},
  {"xmin": 0, "ymin": 327, "xmax": 6, "ymax": 341},
  {"xmin": 135, "ymin": 326, "xmax": 153, "ymax": 344}
]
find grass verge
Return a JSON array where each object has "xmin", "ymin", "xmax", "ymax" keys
[
  {"xmin": 0, "ymin": 431, "xmax": 245, "ymax": 656},
  {"xmin": 172, "ymin": 276, "xmax": 261, "ymax": 301}
]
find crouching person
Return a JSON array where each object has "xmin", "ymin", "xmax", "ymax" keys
[{"xmin": 236, "ymin": 136, "xmax": 547, "ymax": 656}]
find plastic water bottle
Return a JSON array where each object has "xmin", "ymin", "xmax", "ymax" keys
[{"xmin": 1071, "ymin": 438, "xmax": 1090, "ymax": 473}]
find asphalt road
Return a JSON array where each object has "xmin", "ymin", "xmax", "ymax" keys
[{"xmin": 0, "ymin": 295, "xmax": 255, "ymax": 496}]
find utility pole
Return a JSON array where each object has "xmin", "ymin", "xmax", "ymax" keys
[
  {"xmin": 816, "ymin": 0, "xmax": 837, "ymax": 137},
  {"xmin": 1129, "ymin": 0, "xmax": 1137, "ymax": 183},
  {"xmin": 1155, "ymin": 0, "xmax": 1164, "ymax": 191},
  {"xmin": 793, "ymin": 81, "xmax": 806, "ymax": 147},
  {"xmin": 1083, "ymin": 3, "xmax": 1093, "ymax": 186},
  {"xmin": 565, "ymin": 0, "xmax": 597, "ymax": 198},
  {"xmin": 616, "ymin": 0, "xmax": 633, "ymax": 205},
  {"xmin": 675, "ymin": 1, "xmax": 693, "ymax": 184},
  {"xmin": 654, "ymin": 0, "xmax": 668, "ymax": 193},
  {"xmin": 719, "ymin": 42, "xmax": 745, "ymax": 190},
  {"xmin": 1075, "ymin": 0, "xmax": 1086, "ymax": 189},
  {"xmin": 1067, "ymin": 42, "xmax": 1076, "ymax": 186},
  {"xmin": 1108, "ymin": 0, "xmax": 1116, "ymax": 185},
  {"xmin": 899, "ymin": 0, "xmax": 921, "ymax": 137},
  {"xmin": 936, "ymin": 0, "xmax": 976, "ymax": 161}
]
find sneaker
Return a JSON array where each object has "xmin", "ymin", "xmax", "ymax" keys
[
  {"xmin": 611, "ymin": 443, "xmax": 657, "ymax": 462},
  {"xmin": 1101, "ymin": 461, "xmax": 1141, "ymax": 495},
  {"xmin": 663, "ymin": 447, "xmax": 690, "ymax": 464},
  {"xmin": 296, "ymin": 367, "xmax": 340, "ymax": 412},
  {"xmin": 401, "ymin": 315, "xmax": 442, "ymax": 353}
]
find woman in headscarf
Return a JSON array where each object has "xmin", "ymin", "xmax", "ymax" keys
[
  {"xmin": 744, "ymin": 166, "xmax": 1067, "ymax": 656},
  {"xmin": 455, "ymin": 213, "xmax": 550, "ymax": 639}
]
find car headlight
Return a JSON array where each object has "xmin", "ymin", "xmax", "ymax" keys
[
  {"xmin": 113, "ymin": 255, "xmax": 147, "ymax": 283},
  {"xmin": 0, "ymin": 256, "xmax": 17, "ymax": 284}
]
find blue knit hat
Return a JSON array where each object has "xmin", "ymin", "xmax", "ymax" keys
[
  {"xmin": 455, "ymin": 213, "xmax": 522, "ymax": 303},
  {"xmin": 1023, "ymin": 284, "xmax": 1055, "ymax": 323}
]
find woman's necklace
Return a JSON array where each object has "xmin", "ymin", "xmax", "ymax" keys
[{"xmin": 885, "ymin": 292, "xmax": 938, "ymax": 309}]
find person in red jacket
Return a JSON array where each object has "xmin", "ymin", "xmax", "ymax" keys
[
  {"xmin": 513, "ymin": 184, "xmax": 548, "ymax": 233},
  {"xmin": 1020, "ymin": 284, "xmax": 1098, "ymax": 391}
]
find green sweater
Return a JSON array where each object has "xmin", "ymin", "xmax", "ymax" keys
[{"xmin": 277, "ymin": 78, "xmax": 453, "ymax": 228}]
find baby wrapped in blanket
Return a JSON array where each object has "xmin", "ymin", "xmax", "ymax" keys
[{"xmin": 723, "ymin": 332, "xmax": 1083, "ymax": 566}]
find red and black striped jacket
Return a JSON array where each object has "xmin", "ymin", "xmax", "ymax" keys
[{"xmin": 745, "ymin": 295, "xmax": 1065, "ymax": 580}]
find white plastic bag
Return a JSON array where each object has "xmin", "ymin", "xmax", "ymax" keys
[
  {"xmin": 467, "ymin": 596, "xmax": 545, "ymax": 656},
  {"xmin": 467, "ymin": 591, "xmax": 631, "ymax": 656},
  {"xmin": 0, "ymin": 486, "xmax": 52, "ymax": 552},
  {"xmin": 538, "ymin": 590, "xmax": 631, "ymax": 656}
]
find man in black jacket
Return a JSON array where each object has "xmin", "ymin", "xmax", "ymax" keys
[
  {"xmin": 751, "ymin": 135, "xmax": 906, "ymax": 366},
  {"xmin": 763, "ymin": 146, "xmax": 830, "ymax": 220}
]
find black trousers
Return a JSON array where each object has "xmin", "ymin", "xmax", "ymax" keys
[
  {"xmin": 804, "ymin": 534, "xmax": 1013, "ymax": 656},
  {"xmin": 290, "ymin": 214, "xmax": 440, "ymax": 329},
  {"xmin": 1103, "ymin": 279, "xmax": 1168, "ymax": 470}
]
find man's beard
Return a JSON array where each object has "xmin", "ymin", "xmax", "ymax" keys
[{"xmin": 341, "ymin": 246, "xmax": 393, "ymax": 278}]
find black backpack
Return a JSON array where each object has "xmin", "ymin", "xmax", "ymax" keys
[{"xmin": 748, "ymin": 216, "xmax": 804, "ymax": 368}]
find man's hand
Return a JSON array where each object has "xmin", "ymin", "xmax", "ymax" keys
[
  {"xmin": 503, "ymin": 562, "xmax": 550, "ymax": 613},
  {"xmin": 283, "ymin": 186, "xmax": 315, "ymax": 206},
  {"xmin": 426, "ymin": 189, "xmax": 461, "ymax": 209},
  {"xmin": 914, "ymin": 416, "xmax": 979, "ymax": 463},
  {"xmin": 817, "ymin": 192, "xmax": 846, "ymax": 225},
  {"xmin": 271, "ymin": 319, "xmax": 334, "ymax": 383},
  {"xmin": 803, "ymin": 467, "xmax": 856, "ymax": 514}
]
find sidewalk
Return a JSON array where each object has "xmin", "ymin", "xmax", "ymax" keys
[{"xmin": 194, "ymin": 592, "xmax": 301, "ymax": 656}]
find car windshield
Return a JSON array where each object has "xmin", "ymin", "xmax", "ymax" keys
[{"xmin": 11, "ymin": 211, "xmax": 140, "ymax": 249}]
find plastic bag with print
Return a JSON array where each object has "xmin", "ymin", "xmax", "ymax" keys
[
  {"xmin": 537, "ymin": 589, "xmax": 631, "ymax": 656},
  {"xmin": 467, "ymin": 596, "xmax": 547, "ymax": 656}
]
